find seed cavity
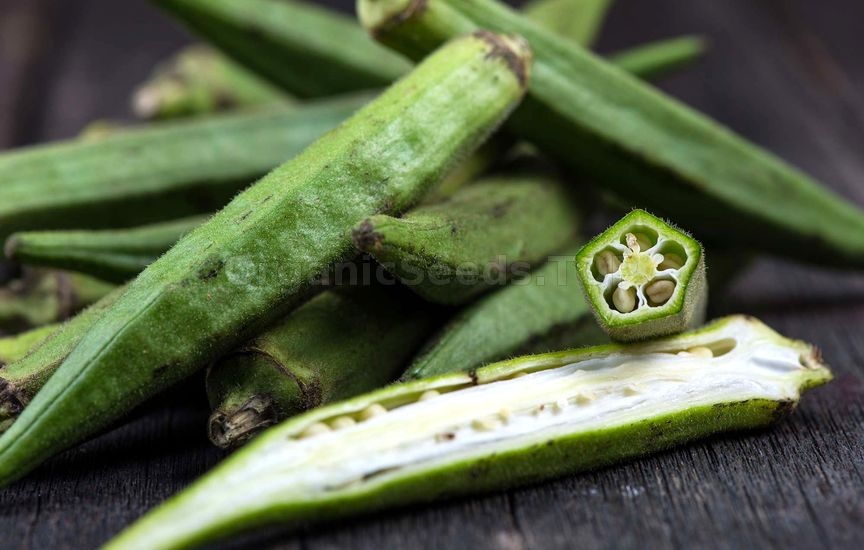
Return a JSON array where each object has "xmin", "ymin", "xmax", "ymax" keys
[
  {"xmin": 299, "ymin": 422, "xmax": 331, "ymax": 439},
  {"xmin": 687, "ymin": 346, "xmax": 714, "ymax": 359},
  {"xmin": 419, "ymin": 390, "xmax": 440, "ymax": 401},
  {"xmin": 359, "ymin": 403, "xmax": 387, "ymax": 421},
  {"xmin": 594, "ymin": 249, "xmax": 621, "ymax": 277},
  {"xmin": 330, "ymin": 416, "xmax": 357, "ymax": 430},
  {"xmin": 658, "ymin": 253, "xmax": 684, "ymax": 270}
]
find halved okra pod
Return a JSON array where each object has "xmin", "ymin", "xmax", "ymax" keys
[
  {"xmin": 105, "ymin": 316, "xmax": 831, "ymax": 550},
  {"xmin": 0, "ymin": 95, "xmax": 368, "ymax": 240},
  {"xmin": 153, "ymin": 0, "xmax": 412, "ymax": 98},
  {"xmin": 0, "ymin": 32, "xmax": 531, "ymax": 486},
  {"xmin": 0, "ymin": 270, "xmax": 115, "ymax": 333},
  {"xmin": 133, "ymin": 45, "xmax": 290, "ymax": 120},
  {"xmin": 207, "ymin": 282, "xmax": 439, "ymax": 449},
  {"xmin": 353, "ymin": 173, "xmax": 581, "ymax": 305},
  {"xmin": 6, "ymin": 216, "xmax": 209, "ymax": 284},
  {"xmin": 360, "ymin": 0, "xmax": 864, "ymax": 267},
  {"xmin": 0, "ymin": 287, "xmax": 124, "ymax": 433},
  {"xmin": 576, "ymin": 209, "xmax": 707, "ymax": 342},
  {"xmin": 403, "ymin": 245, "xmax": 607, "ymax": 381}
]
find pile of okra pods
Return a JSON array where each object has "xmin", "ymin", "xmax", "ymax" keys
[{"xmin": 3, "ymin": 0, "xmax": 860, "ymax": 548}]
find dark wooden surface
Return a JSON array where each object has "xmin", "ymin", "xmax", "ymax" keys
[{"xmin": 1, "ymin": 0, "xmax": 863, "ymax": 548}]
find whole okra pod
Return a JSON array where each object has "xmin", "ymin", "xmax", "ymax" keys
[
  {"xmin": 207, "ymin": 281, "xmax": 439, "ymax": 450},
  {"xmin": 133, "ymin": 45, "xmax": 290, "ymax": 120},
  {"xmin": 0, "ymin": 288, "xmax": 124, "ymax": 433},
  {"xmin": 153, "ymin": 0, "xmax": 412, "ymax": 98},
  {"xmin": 0, "ymin": 95, "xmax": 368, "ymax": 240},
  {"xmin": 360, "ymin": 0, "xmax": 864, "ymax": 267},
  {"xmin": 403, "ymin": 246, "xmax": 606, "ymax": 381},
  {"xmin": 105, "ymin": 316, "xmax": 831, "ymax": 550},
  {"xmin": 0, "ymin": 325, "xmax": 58, "ymax": 367},
  {"xmin": 0, "ymin": 33, "xmax": 531, "ymax": 486},
  {"xmin": 353, "ymin": 173, "xmax": 581, "ymax": 305},
  {"xmin": 576, "ymin": 209, "xmax": 707, "ymax": 342},
  {"xmin": 6, "ymin": 216, "xmax": 209, "ymax": 284},
  {"xmin": 0, "ymin": 270, "xmax": 114, "ymax": 333}
]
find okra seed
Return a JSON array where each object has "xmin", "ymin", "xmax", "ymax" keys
[
  {"xmin": 359, "ymin": 403, "xmax": 388, "ymax": 421},
  {"xmin": 623, "ymin": 385, "xmax": 641, "ymax": 396},
  {"xmin": 419, "ymin": 390, "xmax": 440, "ymax": 401},
  {"xmin": 573, "ymin": 393, "xmax": 594, "ymax": 405},
  {"xmin": 613, "ymin": 286, "xmax": 637, "ymax": 313},
  {"xmin": 330, "ymin": 416, "xmax": 357, "ymax": 430},
  {"xmin": 687, "ymin": 346, "xmax": 714, "ymax": 358},
  {"xmin": 594, "ymin": 250, "xmax": 621, "ymax": 276},
  {"xmin": 645, "ymin": 280, "xmax": 676, "ymax": 306},
  {"xmin": 299, "ymin": 422, "xmax": 331, "ymax": 439},
  {"xmin": 471, "ymin": 417, "xmax": 498, "ymax": 431},
  {"xmin": 658, "ymin": 253, "xmax": 685, "ymax": 270},
  {"xmin": 498, "ymin": 408, "xmax": 511, "ymax": 422}
]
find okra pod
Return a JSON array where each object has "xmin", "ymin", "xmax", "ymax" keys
[
  {"xmin": 0, "ymin": 33, "xmax": 530, "ymax": 486},
  {"xmin": 0, "ymin": 288, "xmax": 124, "ymax": 433},
  {"xmin": 523, "ymin": 0, "xmax": 612, "ymax": 46},
  {"xmin": 609, "ymin": 35, "xmax": 707, "ymax": 80},
  {"xmin": 0, "ymin": 270, "xmax": 114, "ymax": 333},
  {"xmin": 6, "ymin": 216, "xmax": 209, "ymax": 283},
  {"xmin": 134, "ymin": 45, "xmax": 290, "ymax": 120},
  {"xmin": 360, "ymin": 0, "xmax": 864, "ymax": 267},
  {"xmin": 153, "ymin": 0, "xmax": 412, "ymax": 98},
  {"xmin": 0, "ymin": 325, "xmax": 58, "ymax": 367},
  {"xmin": 403, "ymin": 246, "xmax": 605, "ymax": 380},
  {"xmin": 576, "ymin": 210, "xmax": 707, "ymax": 342},
  {"xmin": 207, "ymin": 282, "xmax": 438, "ymax": 450},
  {"xmin": 353, "ymin": 173, "xmax": 580, "ymax": 305},
  {"xmin": 0, "ymin": 95, "xmax": 369, "ymax": 240},
  {"xmin": 105, "ymin": 315, "xmax": 831, "ymax": 550}
]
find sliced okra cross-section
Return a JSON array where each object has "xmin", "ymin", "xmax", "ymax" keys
[{"xmin": 576, "ymin": 209, "xmax": 707, "ymax": 342}]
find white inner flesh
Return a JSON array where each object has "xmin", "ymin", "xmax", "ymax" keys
[{"xmin": 228, "ymin": 322, "xmax": 811, "ymax": 499}]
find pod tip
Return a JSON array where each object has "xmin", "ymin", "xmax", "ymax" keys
[
  {"xmin": 473, "ymin": 31, "xmax": 533, "ymax": 88},
  {"xmin": 207, "ymin": 395, "xmax": 278, "ymax": 450},
  {"xmin": 358, "ymin": 0, "xmax": 425, "ymax": 36}
]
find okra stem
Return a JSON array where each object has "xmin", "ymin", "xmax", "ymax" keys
[
  {"xmin": 133, "ymin": 45, "xmax": 290, "ymax": 120},
  {"xmin": 0, "ymin": 33, "xmax": 531, "ymax": 486},
  {"xmin": 360, "ymin": 0, "xmax": 864, "ymax": 267},
  {"xmin": 353, "ymin": 172, "xmax": 581, "ymax": 305},
  {"xmin": 6, "ymin": 216, "xmax": 209, "ymax": 283},
  {"xmin": 104, "ymin": 316, "xmax": 831, "ymax": 550}
]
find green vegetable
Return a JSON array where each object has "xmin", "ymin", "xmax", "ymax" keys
[
  {"xmin": 133, "ymin": 45, "xmax": 290, "ymax": 119},
  {"xmin": 105, "ymin": 315, "xmax": 831, "ymax": 550},
  {"xmin": 575, "ymin": 210, "xmax": 707, "ymax": 342},
  {"xmin": 523, "ymin": 0, "xmax": 612, "ymax": 45},
  {"xmin": 0, "ymin": 95, "xmax": 369, "ymax": 240},
  {"xmin": 403, "ymin": 246, "xmax": 605, "ymax": 380},
  {"xmin": 0, "ymin": 32, "xmax": 531, "ymax": 486},
  {"xmin": 353, "ymin": 173, "xmax": 580, "ymax": 305},
  {"xmin": 360, "ymin": 0, "xmax": 864, "ymax": 268},
  {"xmin": 207, "ymin": 281, "xmax": 438, "ymax": 449},
  {"xmin": 0, "ymin": 325, "xmax": 59, "ymax": 367},
  {"xmin": 0, "ymin": 270, "xmax": 114, "ymax": 333},
  {"xmin": 153, "ymin": 0, "xmax": 411, "ymax": 98},
  {"xmin": 0, "ymin": 288, "xmax": 124, "ymax": 433},
  {"xmin": 609, "ymin": 35, "xmax": 707, "ymax": 80},
  {"xmin": 6, "ymin": 216, "xmax": 209, "ymax": 284}
]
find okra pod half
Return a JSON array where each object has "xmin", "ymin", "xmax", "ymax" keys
[
  {"xmin": 0, "ymin": 95, "xmax": 368, "ymax": 240},
  {"xmin": 0, "ymin": 288, "xmax": 125, "ymax": 434},
  {"xmin": 154, "ymin": 0, "xmax": 412, "ymax": 98},
  {"xmin": 360, "ymin": 0, "xmax": 864, "ymax": 267},
  {"xmin": 133, "ymin": 45, "xmax": 290, "ymax": 120},
  {"xmin": 576, "ymin": 210, "xmax": 707, "ymax": 342},
  {"xmin": 353, "ymin": 173, "xmax": 581, "ymax": 305},
  {"xmin": 0, "ymin": 33, "xmax": 530, "ymax": 486},
  {"xmin": 0, "ymin": 270, "xmax": 114, "ymax": 333},
  {"xmin": 6, "ymin": 216, "xmax": 209, "ymax": 284},
  {"xmin": 207, "ymin": 281, "xmax": 438, "ymax": 449},
  {"xmin": 106, "ymin": 316, "xmax": 831, "ymax": 550},
  {"xmin": 404, "ymin": 246, "xmax": 607, "ymax": 381}
]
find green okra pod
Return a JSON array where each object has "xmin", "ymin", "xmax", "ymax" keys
[
  {"xmin": 0, "ymin": 270, "xmax": 115, "ymax": 333},
  {"xmin": 0, "ymin": 325, "xmax": 58, "ymax": 367},
  {"xmin": 0, "ymin": 94, "xmax": 368, "ymax": 240},
  {"xmin": 576, "ymin": 209, "xmax": 707, "ymax": 342},
  {"xmin": 353, "ymin": 173, "xmax": 581, "ymax": 305},
  {"xmin": 403, "ymin": 246, "xmax": 605, "ymax": 381},
  {"xmin": 0, "ymin": 287, "xmax": 125, "ymax": 433},
  {"xmin": 523, "ymin": 0, "xmax": 613, "ymax": 46},
  {"xmin": 207, "ymin": 281, "xmax": 438, "ymax": 450},
  {"xmin": 133, "ymin": 45, "xmax": 290, "ymax": 120},
  {"xmin": 360, "ymin": 0, "xmax": 864, "ymax": 268},
  {"xmin": 0, "ymin": 32, "xmax": 531, "ymax": 486},
  {"xmin": 153, "ymin": 0, "xmax": 412, "ymax": 98},
  {"xmin": 608, "ymin": 35, "xmax": 708, "ymax": 80},
  {"xmin": 105, "ymin": 315, "xmax": 831, "ymax": 550},
  {"xmin": 6, "ymin": 216, "xmax": 209, "ymax": 284}
]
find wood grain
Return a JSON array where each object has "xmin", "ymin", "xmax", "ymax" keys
[{"xmin": 0, "ymin": 0, "xmax": 862, "ymax": 548}]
